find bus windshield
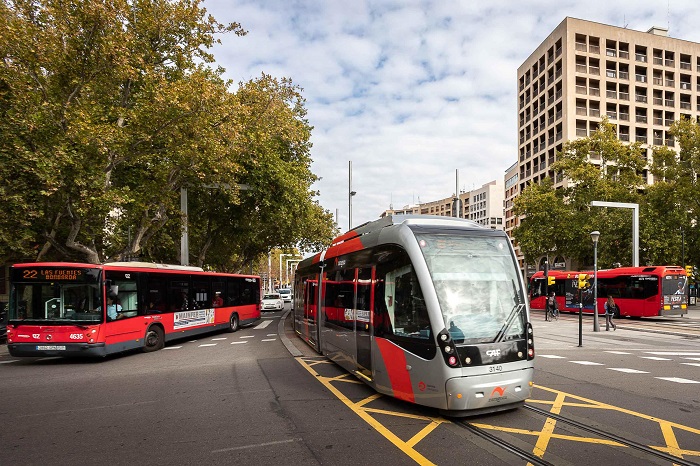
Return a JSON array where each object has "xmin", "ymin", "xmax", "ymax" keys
[
  {"xmin": 10, "ymin": 267, "xmax": 102, "ymax": 324},
  {"xmin": 414, "ymin": 232, "xmax": 526, "ymax": 344}
]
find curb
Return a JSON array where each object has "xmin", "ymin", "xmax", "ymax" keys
[{"xmin": 278, "ymin": 309, "xmax": 302, "ymax": 357}]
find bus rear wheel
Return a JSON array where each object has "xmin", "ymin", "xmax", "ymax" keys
[
  {"xmin": 143, "ymin": 326, "xmax": 165, "ymax": 352},
  {"xmin": 228, "ymin": 313, "xmax": 240, "ymax": 332}
]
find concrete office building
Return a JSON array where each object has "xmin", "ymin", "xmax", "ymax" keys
[
  {"xmin": 513, "ymin": 17, "xmax": 700, "ymax": 273},
  {"xmin": 516, "ymin": 16, "xmax": 700, "ymax": 191}
]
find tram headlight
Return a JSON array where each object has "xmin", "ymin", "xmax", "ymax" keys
[
  {"xmin": 444, "ymin": 345, "xmax": 452, "ymax": 353},
  {"xmin": 440, "ymin": 334, "xmax": 448, "ymax": 342},
  {"xmin": 448, "ymin": 356, "xmax": 457, "ymax": 366}
]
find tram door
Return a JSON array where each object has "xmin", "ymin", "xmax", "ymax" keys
[{"xmin": 355, "ymin": 267, "xmax": 373, "ymax": 379}]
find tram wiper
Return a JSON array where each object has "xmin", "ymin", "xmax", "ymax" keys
[{"xmin": 495, "ymin": 303, "xmax": 524, "ymax": 343}]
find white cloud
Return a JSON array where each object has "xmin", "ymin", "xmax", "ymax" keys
[{"xmin": 204, "ymin": 0, "xmax": 696, "ymax": 233}]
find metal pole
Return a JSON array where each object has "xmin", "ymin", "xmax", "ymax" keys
[
  {"xmin": 455, "ymin": 169, "xmax": 459, "ymax": 218},
  {"xmin": 268, "ymin": 252, "xmax": 272, "ymax": 293},
  {"xmin": 593, "ymin": 241, "xmax": 600, "ymax": 332},
  {"xmin": 180, "ymin": 187, "xmax": 189, "ymax": 266},
  {"xmin": 578, "ymin": 302, "xmax": 583, "ymax": 347},
  {"xmin": 682, "ymin": 227, "xmax": 685, "ymax": 268},
  {"xmin": 349, "ymin": 161, "xmax": 353, "ymax": 231}
]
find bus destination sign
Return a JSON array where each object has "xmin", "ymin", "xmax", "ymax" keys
[{"xmin": 15, "ymin": 267, "xmax": 90, "ymax": 282}]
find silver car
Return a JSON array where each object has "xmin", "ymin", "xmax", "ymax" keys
[{"xmin": 278, "ymin": 288, "xmax": 292, "ymax": 303}]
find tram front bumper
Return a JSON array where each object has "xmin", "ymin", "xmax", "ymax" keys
[{"xmin": 444, "ymin": 367, "xmax": 534, "ymax": 414}]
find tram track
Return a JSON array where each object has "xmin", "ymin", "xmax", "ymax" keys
[
  {"xmin": 522, "ymin": 404, "xmax": 699, "ymax": 466},
  {"xmin": 455, "ymin": 419, "xmax": 556, "ymax": 466},
  {"xmin": 457, "ymin": 403, "xmax": 699, "ymax": 466}
]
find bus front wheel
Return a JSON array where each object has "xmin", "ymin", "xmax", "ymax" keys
[
  {"xmin": 143, "ymin": 326, "xmax": 165, "ymax": 352},
  {"xmin": 228, "ymin": 313, "xmax": 240, "ymax": 332}
]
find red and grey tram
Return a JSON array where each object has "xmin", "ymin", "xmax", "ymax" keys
[{"xmin": 293, "ymin": 215, "xmax": 535, "ymax": 416}]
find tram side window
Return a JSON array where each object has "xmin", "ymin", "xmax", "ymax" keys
[
  {"xmin": 374, "ymin": 247, "xmax": 430, "ymax": 341},
  {"xmin": 324, "ymin": 269, "xmax": 355, "ymax": 329}
]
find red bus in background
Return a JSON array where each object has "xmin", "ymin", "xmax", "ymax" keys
[
  {"xmin": 6, "ymin": 262, "xmax": 261, "ymax": 357},
  {"xmin": 529, "ymin": 265, "xmax": 688, "ymax": 318}
]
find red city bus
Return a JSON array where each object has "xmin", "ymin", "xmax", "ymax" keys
[
  {"xmin": 6, "ymin": 262, "xmax": 261, "ymax": 357},
  {"xmin": 529, "ymin": 266, "xmax": 688, "ymax": 317}
]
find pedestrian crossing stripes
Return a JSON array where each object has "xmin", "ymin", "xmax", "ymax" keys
[{"xmin": 537, "ymin": 351, "xmax": 700, "ymax": 385}]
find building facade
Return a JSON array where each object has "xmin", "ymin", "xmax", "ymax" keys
[
  {"xmin": 512, "ymin": 17, "xmax": 700, "ymax": 275},
  {"xmin": 380, "ymin": 180, "xmax": 504, "ymax": 230}
]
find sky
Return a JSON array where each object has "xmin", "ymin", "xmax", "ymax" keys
[{"xmin": 202, "ymin": 0, "xmax": 700, "ymax": 233}]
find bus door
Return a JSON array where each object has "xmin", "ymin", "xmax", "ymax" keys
[
  {"xmin": 104, "ymin": 271, "xmax": 143, "ymax": 345},
  {"xmin": 355, "ymin": 267, "xmax": 373, "ymax": 380}
]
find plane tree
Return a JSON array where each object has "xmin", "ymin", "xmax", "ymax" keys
[
  {"xmin": 514, "ymin": 120, "xmax": 647, "ymax": 268},
  {"xmin": 0, "ymin": 0, "xmax": 336, "ymax": 270}
]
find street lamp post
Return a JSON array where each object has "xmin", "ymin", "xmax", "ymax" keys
[
  {"xmin": 286, "ymin": 258, "xmax": 301, "ymax": 285},
  {"xmin": 591, "ymin": 230, "xmax": 600, "ymax": 332},
  {"xmin": 279, "ymin": 254, "xmax": 292, "ymax": 288},
  {"xmin": 349, "ymin": 161, "xmax": 356, "ymax": 231}
]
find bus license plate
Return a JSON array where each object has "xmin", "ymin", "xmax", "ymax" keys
[{"xmin": 36, "ymin": 345, "xmax": 66, "ymax": 351}]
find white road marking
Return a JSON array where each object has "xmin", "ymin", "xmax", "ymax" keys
[
  {"xmin": 641, "ymin": 356, "xmax": 672, "ymax": 361},
  {"xmin": 266, "ymin": 333, "xmax": 277, "ymax": 337},
  {"xmin": 655, "ymin": 377, "xmax": 700, "ymax": 384},
  {"xmin": 254, "ymin": 320, "xmax": 273, "ymax": 330},
  {"xmin": 607, "ymin": 368, "xmax": 649, "ymax": 374},
  {"xmin": 261, "ymin": 338, "xmax": 277, "ymax": 342},
  {"xmin": 681, "ymin": 363, "xmax": 700, "ymax": 367},
  {"xmin": 645, "ymin": 352, "xmax": 700, "ymax": 356},
  {"xmin": 198, "ymin": 344, "xmax": 217, "ymax": 347},
  {"xmin": 239, "ymin": 336, "xmax": 255, "ymax": 339},
  {"xmin": 211, "ymin": 337, "xmax": 227, "ymax": 341},
  {"xmin": 684, "ymin": 357, "xmax": 700, "ymax": 361},
  {"xmin": 537, "ymin": 355, "xmax": 566, "ymax": 359},
  {"xmin": 230, "ymin": 341, "xmax": 248, "ymax": 345},
  {"xmin": 164, "ymin": 346, "xmax": 182, "ymax": 350},
  {"xmin": 0, "ymin": 360, "xmax": 19, "ymax": 364},
  {"xmin": 569, "ymin": 361, "xmax": 604, "ymax": 365},
  {"xmin": 605, "ymin": 351, "xmax": 632, "ymax": 355}
]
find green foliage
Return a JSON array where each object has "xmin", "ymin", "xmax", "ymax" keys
[
  {"xmin": 514, "ymin": 120, "xmax": 648, "ymax": 268},
  {"xmin": 0, "ymin": 0, "xmax": 336, "ymax": 271}
]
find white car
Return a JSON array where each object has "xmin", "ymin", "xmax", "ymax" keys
[
  {"xmin": 278, "ymin": 288, "xmax": 292, "ymax": 303},
  {"xmin": 261, "ymin": 293, "xmax": 284, "ymax": 311}
]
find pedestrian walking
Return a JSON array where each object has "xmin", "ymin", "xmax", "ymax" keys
[{"xmin": 604, "ymin": 296, "xmax": 617, "ymax": 331}]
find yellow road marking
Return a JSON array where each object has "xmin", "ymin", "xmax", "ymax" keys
[
  {"xmin": 297, "ymin": 357, "xmax": 443, "ymax": 465},
  {"xmin": 296, "ymin": 357, "xmax": 700, "ymax": 464}
]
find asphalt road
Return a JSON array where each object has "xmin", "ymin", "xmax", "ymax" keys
[{"xmin": 1, "ymin": 304, "xmax": 698, "ymax": 465}]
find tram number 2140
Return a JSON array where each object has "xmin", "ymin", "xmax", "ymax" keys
[{"xmin": 489, "ymin": 365, "xmax": 503, "ymax": 373}]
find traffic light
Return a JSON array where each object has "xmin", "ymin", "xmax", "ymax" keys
[
  {"xmin": 686, "ymin": 265, "xmax": 693, "ymax": 277},
  {"xmin": 578, "ymin": 273, "xmax": 590, "ymax": 289},
  {"xmin": 547, "ymin": 276, "xmax": 556, "ymax": 286}
]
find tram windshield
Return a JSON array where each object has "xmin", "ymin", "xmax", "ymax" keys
[{"xmin": 414, "ymin": 231, "xmax": 527, "ymax": 344}]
